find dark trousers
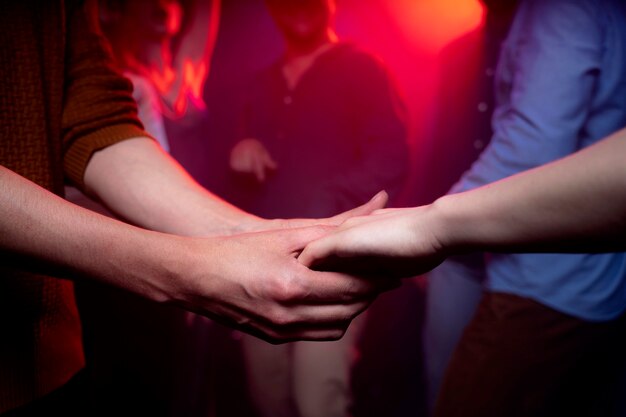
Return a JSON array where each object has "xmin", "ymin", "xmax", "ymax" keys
[{"xmin": 434, "ymin": 292, "xmax": 626, "ymax": 417}]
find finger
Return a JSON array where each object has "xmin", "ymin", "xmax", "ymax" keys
[
  {"xmin": 195, "ymin": 305, "xmax": 352, "ymax": 344},
  {"xmin": 264, "ymin": 300, "xmax": 373, "ymax": 326},
  {"xmin": 254, "ymin": 156, "xmax": 266, "ymax": 182},
  {"xmin": 277, "ymin": 225, "xmax": 336, "ymax": 253},
  {"xmin": 245, "ymin": 322, "xmax": 350, "ymax": 344},
  {"xmin": 313, "ymin": 253, "xmax": 427, "ymax": 279},
  {"xmin": 290, "ymin": 265, "xmax": 401, "ymax": 303},
  {"xmin": 301, "ymin": 235, "xmax": 438, "ymax": 278},
  {"xmin": 298, "ymin": 229, "xmax": 411, "ymax": 277},
  {"xmin": 229, "ymin": 152, "xmax": 240, "ymax": 171},
  {"xmin": 206, "ymin": 299, "xmax": 372, "ymax": 343},
  {"xmin": 372, "ymin": 207, "xmax": 403, "ymax": 215},
  {"xmin": 229, "ymin": 143, "xmax": 247, "ymax": 172},
  {"xmin": 298, "ymin": 232, "xmax": 340, "ymax": 267},
  {"xmin": 243, "ymin": 299, "xmax": 378, "ymax": 343},
  {"xmin": 330, "ymin": 191, "xmax": 388, "ymax": 224},
  {"xmin": 263, "ymin": 152, "xmax": 278, "ymax": 170}
]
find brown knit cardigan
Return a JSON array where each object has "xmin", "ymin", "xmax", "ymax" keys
[{"xmin": 0, "ymin": 1, "xmax": 149, "ymax": 412}]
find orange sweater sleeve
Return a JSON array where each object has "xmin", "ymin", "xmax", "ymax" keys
[{"xmin": 62, "ymin": 0, "xmax": 154, "ymax": 188}]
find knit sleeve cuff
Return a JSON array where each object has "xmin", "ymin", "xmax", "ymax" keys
[{"xmin": 64, "ymin": 123, "xmax": 155, "ymax": 189}]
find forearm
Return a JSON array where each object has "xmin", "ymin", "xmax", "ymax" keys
[
  {"xmin": 178, "ymin": 0, "xmax": 220, "ymax": 62},
  {"xmin": 0, "ymin": 165, "xmax": 191, "ymax": 302},
  {"xmin": 84, "ymin": 137, "xmax": 258, "ymax": 236},
  {"xmin": 433, "ymin": 129, "xmax": 626, "ymax": 253}
]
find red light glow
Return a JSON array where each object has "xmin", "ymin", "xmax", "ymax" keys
[
  {"xmin": 180, "ymin": 59, "xmax": 208, "ymax": 112},
  {"xmin": 387, "ymin": 0, "xmax": 484, "ymax": 52},
  {"xmin": 148, "ymin": 59, "xmax": 208, "ymax": 117}
]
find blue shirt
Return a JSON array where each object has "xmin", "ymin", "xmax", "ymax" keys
[{"xmin": 452, "ymin": 0, "xmax": 626, "ymax": 321}]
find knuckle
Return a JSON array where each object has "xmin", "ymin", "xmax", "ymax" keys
[
  {"xmin": 272, "ymin": 278, "xmax": 305, "ymax": 303},
  {"xmin": 268, "ymin": 308, "xmax": 294, "ymax": 327}
]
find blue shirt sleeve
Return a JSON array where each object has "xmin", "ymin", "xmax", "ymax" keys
[{"xmin": 453, "ymin": 0, "xmax": 604, "ymax": 193}]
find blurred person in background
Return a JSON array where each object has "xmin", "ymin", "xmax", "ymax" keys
[
  {"xmin": 426, "ymin": 0, "xmax": 626, "ymax": 415},
  {"xmin": 0, "ymin": 1, "xmax": 398, "ymax": 416},
  {"xmin": 68, "ymin": 1, "xmax": 222, "ymax": 415},
  {"xmin": 228, "ymin": 1, "xmax": 409, "ymax": 416},
  {"xmin": 420, "ymin": 0, "xmax": 518, "ymax": 412},
  {"xmin": 305, "ymin": 0, "xmax": 626, "ymax": 416}
]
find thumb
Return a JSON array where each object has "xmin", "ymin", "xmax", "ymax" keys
[
  {"xmin": 331, "ymin": 191, "xmax": 388, "ymax": 224},
  {"xmin": 298, "ymin": 232, "xmax": 337, "ymax": 267},
  {"xmin": 254, "ymin": 158, "xmax": 266, "ymax": 182},
  {"xmin": 265, "ymin": 154, "xmax": 278, "ymax": 170}
]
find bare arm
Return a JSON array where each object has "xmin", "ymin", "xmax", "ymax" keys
[
  {"xmin": 435, "ymin": 127, "xmax": 626, "ymax": 253},
  {"xmin": 84, "ymin": 137, "xmax": 256, "ymax": 236},
  {"xmin": 84, "ymin": 137, "xmax": 388, "ymax": 236},
  {"xmin": 0, "ymin": 0, "xmax": 394, "ymax": 343},
  {"xmin": 1, "ymin": 165, "xmax": 396, "ymax": 342},
  {"xmin": 299, "ymin": 128, "xmax": 626, "ymax": 277}
]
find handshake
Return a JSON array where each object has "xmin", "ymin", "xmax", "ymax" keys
[
  {"xmin": 169, "ymin": 191, "xmax": 447, "ymax": 344},
  {"xmin": 85, "ymin": 130, "xmax": 626, "ymax": 346},
  {"xmin": 9, "ymin": 126, "xmax": 618, "ymax": 346}
]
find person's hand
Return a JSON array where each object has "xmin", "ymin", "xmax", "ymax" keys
[
  {"xmin": 172, "ymin": 226, "xmax": 400, "ymax": 343},
  {"xmin": 298, "ymin": 206, "xmax": 447, "ymax": 278},
  {"xmin": 243, "ymin": 190, "xmax": 390, "ymax": 234},
  {"xmin": 230, "ymin": 138, "xmax": 278, "ymax": 182}
]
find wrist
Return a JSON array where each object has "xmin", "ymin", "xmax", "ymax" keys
[
  {"xmin": 428, "ymin": 194, "xmax": 466, "ymax": 256},
  {"xmin": 146, "ymin": 234, "xmax": 218, "ymax": 306},
  {"xmin": 125, "ymin": 232, "xmax": 188, "ymax": 304},
  {"xmin": 111, "ymin": 231, "xmax": 206, "ymax": 306},
  {"xmin": 229, "ymin": 213, "xmax": 265, "ymax": 234},
  {"xmin": 182, "ymin": 204, "xmax": 262, "ymax": 237}
]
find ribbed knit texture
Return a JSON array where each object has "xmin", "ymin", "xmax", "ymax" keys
[{"xmin": 0, "ymin": 1, "xmax": 149, "ymax": 412}]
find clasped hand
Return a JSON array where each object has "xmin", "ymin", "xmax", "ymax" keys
[
  {"xmin": 299, "ymin": 206, "xmax": 447, "ymax": 279},
  {"xmin": 173, "ymin": 191, "xmax": 405, "ymax": 344}
]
